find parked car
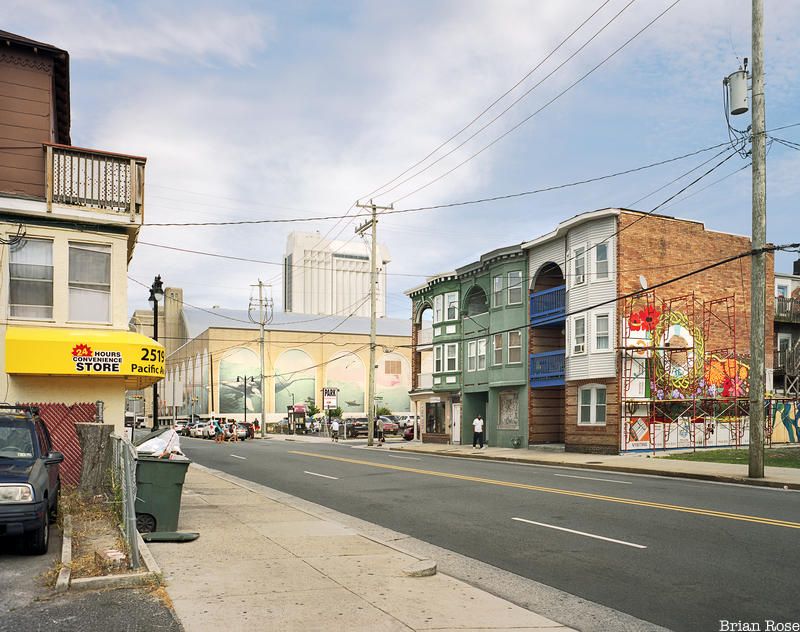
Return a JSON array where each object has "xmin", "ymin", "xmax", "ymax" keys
[
  {"xmin": 173, "ymin": 420, "xmax": 188, "ymax": 434},
  {"xmin": 0, "ymin": 405, "xmax": 63, "ymax": 555},
  {"xmin": 224, "ymin": 423, "xmax": 247, "ymax": 441},
  {"xmin": 345, "ymin": 417, "xmax": 369, "ymax": 438},
  {"xmin": 403, "ymin": 426, "xmax": 416, "ymax": 441},
  {"xmin": 240, "ymin": 422, "xmax": 255, "ymax": 439},
  {"xmin": 190, "ymin": 422, "xmax": 210, "ymax": 438},
  {"xmin": 378, "ymin": 417, "xmax": 399, "ymax": 435},
  {"xmin": 201, "ymin": 422, "xmax": 217, "ymax": 439}
]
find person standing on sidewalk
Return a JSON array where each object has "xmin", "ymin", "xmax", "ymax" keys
[
  {"xmin": 331, "ymin": 418, "xmax": 340, "ymax": 442},
  {"xmin": 472, "ymin": 415, "xmax": 484, "ymax": 449}
]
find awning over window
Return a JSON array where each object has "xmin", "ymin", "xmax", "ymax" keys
[{"xmin": 5, "ymin": 327, "xmax": 165, "ymax": 389}]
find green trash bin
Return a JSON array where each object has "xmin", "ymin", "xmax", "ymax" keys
[{"xmin": 134, "ymin": 456, "xmax": 190, "ymax": 533}]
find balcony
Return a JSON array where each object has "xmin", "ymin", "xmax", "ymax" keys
[
  {"xmin": 44, "ymin": 143, "xmax": 145, "ymax": 222},
  {"xmin": 774, "ymin": 348, "xmax": 799, "ymax": 375},
  {"xmin": 530, "ymin": 350, "xmax": 565, "ymax": 387},
  {"xmin": 775, "ymin": 297, "xmax": 800, "ymax": 324},
  {"xmin": 530, "ymin": 285, "xmax": 566, "ymax": 326},
  {"xmin": 415, "ymin": 372, "xmax": 433, "ymax": 390}
]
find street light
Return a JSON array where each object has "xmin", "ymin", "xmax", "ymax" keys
[
  {"xmin": 236, "ymin": 375, "xmax": 254, "ymax": 424},
  {"xmin": 148, "ymin": 275, "xmax": 164, "ymax": 431}
]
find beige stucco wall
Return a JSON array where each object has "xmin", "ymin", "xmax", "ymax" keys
[{"xmin": 0, "ymin": 221, "xmax": 135, "ymax": 434}]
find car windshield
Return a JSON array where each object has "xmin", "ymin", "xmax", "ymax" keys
[{"xmin": 0, "ymin": 424, "xmax": 35, "ymax": 458}]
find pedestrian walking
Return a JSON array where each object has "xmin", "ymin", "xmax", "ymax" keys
[
  {"xmin": 213, "ymin": 420, "xmax": 223, "ymax": 443},
  {"xmin": 331, "ymin": 418, "xmax": 340, "ymax": 442},
  {"xmin": 375, "ymin": 417, "xmax": 385, "ymax": 445},
  {"xmin": 472, "ymin": 414, "xmax": 484, "ymax": 449}
]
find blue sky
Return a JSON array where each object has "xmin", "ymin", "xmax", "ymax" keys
[{"xmin": 6, "ymin": 0, "xmax": 800, "ymax": 318}]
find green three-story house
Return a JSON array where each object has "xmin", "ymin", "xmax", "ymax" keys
[{"xmin": 407, "ymin": 245, "xmax": 529, "ymax": 447}]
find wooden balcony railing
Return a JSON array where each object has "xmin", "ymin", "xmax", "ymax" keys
[
  {"xmin": 530, "ymin": 285, "xmax": 566, "ymax": 326},
  {"xmin": 530, "ymin": 350, "xmax": 565, "ymax": 387},
  {"xmin": 45, "ymin": 143, "xmax": 145, "ymax": 220},
  {"xmin": 775, "ymin": 297, "xmax": 800, "ymax": 323}
]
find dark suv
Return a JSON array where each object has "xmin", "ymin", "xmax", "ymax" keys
[{"xmin": 0, "ymin": 405, "xmax": 63, "ymax": 554}]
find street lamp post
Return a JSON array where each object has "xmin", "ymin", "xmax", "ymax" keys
[
  {"xmin": 148, "ymin": 275, "xmax": 164, "ymax": 431},
  {"xmin": 237, "ymin": 375, "xmax": 254, "ymax": 424}
]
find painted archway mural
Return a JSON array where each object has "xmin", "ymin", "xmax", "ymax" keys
[
  {"xmin": 274, "ymin": 349, "xmax": 316, "ymax": 414},
  {"xmin": 376, "ymin": 352, "xmax": 411, "ymax": 413},
  {"xmin": 325, "ymin": 352, "xmax": 365, "ymax": 413},
  {"xmin": 219, "ymin": 347, "xmax": 262, "ymax": 414}
]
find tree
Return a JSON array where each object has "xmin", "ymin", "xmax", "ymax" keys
[
  {"xmin": 376, "ymin": 406, "xmax": 392, "ymax": 417},
  {"xmin": 327, "ymin": 406, "xmax": 343, "ymax": 419},
  {"xmin": 304, "ymin": 398, "xmax": 320, "ymax": 417}
]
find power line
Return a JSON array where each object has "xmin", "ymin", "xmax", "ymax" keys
[
  {"xmin": 388, "ymin": 0, "xmax": 682, "ymax": 204},
  {"xmin": 362, "ymin": 0, "xmax": 616, "ymax": 200}
]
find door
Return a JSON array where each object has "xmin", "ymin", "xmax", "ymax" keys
[
  {"xmin": 778, "ymin": 333, "xmax": 792, "ymax": 369},
  {"xmin": 451, "ymin": 403, "xmax": 462, "ymax": 444}
]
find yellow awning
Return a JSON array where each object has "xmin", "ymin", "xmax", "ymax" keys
[{"xmin": 5, "ymin": 327, "xmax": 165, "ymax": 389}]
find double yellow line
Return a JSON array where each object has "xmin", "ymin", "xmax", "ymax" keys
[{"xmin": 289, "ymin": 450, "xmax": 800, "ymax": 530}]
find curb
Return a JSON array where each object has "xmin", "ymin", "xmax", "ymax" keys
[
  {"xmin": 55, "ymin": 515, "xmax": 72, "ymax": 592},
  {"xmin": 389, "ymin": 447, "xmax": 800, "ymax": 490}
]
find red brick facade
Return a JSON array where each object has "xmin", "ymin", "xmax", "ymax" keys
[{"xmin": 565, "ymin": 378, "xmax": 619, "ymax": 454}]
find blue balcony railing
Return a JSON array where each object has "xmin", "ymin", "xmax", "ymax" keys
[
  {"xmin": 530, "ymin": 350, "xmax": 565, "ymax": 387},
  {"xmin": 530, "ymin": 285, "xmax": 566, "ymax": 326}
]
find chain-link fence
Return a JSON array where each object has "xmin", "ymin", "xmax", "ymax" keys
[{"xmin": 111, "ymin": 434, "xmax": 140, "ymax": 568}]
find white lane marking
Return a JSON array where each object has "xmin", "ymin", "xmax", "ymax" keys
[
  {"xmin": 512, "ymin": 517, "xmax": 647, "ymax": 549},
  {"xmin": 553, "ymin": 473, "xmax": 632, "ymax": 485},
  {"xmin": 230, "ymin": 454, "xmax": 247, "ymax": 460},
  {"xmin": 387, "ymin": 455, "xmax": 421, "ymax": 461},
  {"xmin": 304, "ymin": 471, "xmax": 339, "ymax": 480}
]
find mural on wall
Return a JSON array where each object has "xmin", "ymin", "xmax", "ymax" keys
[
  {"xmin": 200, "ymin": 350, "xmax": 209, "ymax": 413},
  {"xmin": 620, "ymin": 292, "xmax": 763, "ymax": 452},
  {"xmin": 219, "ymin": 348, "xmax": 262, "ymax": 414},
  {"xmin": 325, "ymin": 352, "xmax": 364, "ymax": 413},
  {"xmin": 375, "ymin": 353, "xmax": 411, "ymax": 413},
  {"xmin": 497, "ymin": 390, "xmax": 519, "ymax": 430},
  {"xmin": 274, "ymin": 349, "xmax": 315, "ymax": 414},
  {"xmin": 771, "ymin": 402, "xmax": 800, "ymax": 444}
]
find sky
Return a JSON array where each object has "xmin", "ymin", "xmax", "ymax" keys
[{"xmin": 6, "ymin": 0, "xmax": 800, "ymax": 319}]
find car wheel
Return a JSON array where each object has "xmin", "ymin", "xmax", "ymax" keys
[
  {"xmin": 136, "ymin": 513, "xmax": 157, "ymax": 533},
  {"xmin": 49, "ymin": 483, "xmax": 60, "ymax": 524},
  {"xmin": 27, "ymin": 510, "xmax": 49, "ymax": 555}
]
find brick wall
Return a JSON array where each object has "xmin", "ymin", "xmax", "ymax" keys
[
  {"xmin": 617, "ymin": 212, "xmax": 775, "ymax": 361},
  {"xmin": 564, "ymin": 378, "xmax": 619, "ymax": 454}
]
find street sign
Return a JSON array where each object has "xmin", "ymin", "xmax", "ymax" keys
[{"xmin": 322, "ymin": 387, "xmax": 339, "ymax": 410}]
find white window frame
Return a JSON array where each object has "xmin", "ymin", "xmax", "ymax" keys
[
  {"xmin": 578, "ymin": 384, "xmax": 607, "ymax": 425},
  {"xmin": 573, "ymin": 246, "xmax": 586, "ymax": 286},
  {"xmin": 492, "ymin": 275, "xmax": 503, "ymax": 307},
  {"xmin": 777, "ymin": 284, "xmax": 789, "ymax": 298},
  {"xmin": 434, "ymin": 345, "xmax": 443, "ymax": 373},
  {"xmin": 433, "ymin": 295, "xmax": 444, "ymax": 324},
  {"xmin": 573, "ymin": 316, "xmax": 586, "ymax": 355},
  {"xmin": 593, "ymin": 312, "xmax": 611, "ymax": 352},
  {"xmin": 493, "ymin": 333, "xmax": 503, "ymax": 366},
  {"xmin": 477, "ymin": 339, "xmax": 487, "ymax": 371},
  {"xmin": 9, "ymin": 237, "xmax": 54, "ymax": 320},
  {"xmin": 507, "ymin": 270, "xmax": 522, "ymax": 305},
  {"xmin": 507, "ymin": 330, "xmax": 522, "ymax": 364},
  {"xmin": 445, "ymin": 291, "xmax": 459, "ymax": 321},
  {"xmin": 445, "ymin": 342, "xmax": 459, "ymax": 372},
  {"xmin": 68, "ymin": 241, "xmax": 112, "ymax": 323},
  {"xmin": 595, "ymin": 242, "xmax": 609, "ymax": 280},
  {"xmin": 467, "ymin": 341, "xmax": 477, "ymax": 372}
]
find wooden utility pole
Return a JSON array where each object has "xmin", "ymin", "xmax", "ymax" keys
[
  {"xmin": 356, "ymin": 199, "xmax": 392, "ymax": 447},
  {"xmin": 249, "ymin": 280, "xmax": 273, "ymax": 439},
  {"xmin": 749, "ymin": 0, "xmax": 766, "ymax": 478}
]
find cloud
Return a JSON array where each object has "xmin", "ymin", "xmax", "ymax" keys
[{"xmin": 5, "ymin": 0, "xmax": 271, "ymax": 65}]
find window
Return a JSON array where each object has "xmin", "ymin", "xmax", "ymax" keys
[
  {"xmin": 445, "ymin": 343, "xmax": 458, "ymax": 371},
  {"xmin": 477, "ymin": 339, "xmax": 487, "ymax": 370},
  {"xmin": 467, "ymin": 341, "xmax": 477, "ymax": 372},
  {"xmin": 493, "ymin": 334, "xmax": 503, "ymax": 365},
  {"xmin": 433, "ymin": 295, "xmax": 443, "ymax": 323},
  {"xmin": 493, "ymin": 275, "xmax": 503, "ymax": 307},
  {"xmin": 595, "ymin": 314, "xmax": 610, "ymax": 351},
  {"xmin": 578, "ymin": 385, "xmax": 607, "ymax": 425},
  {"xmin": 573, "ymin": 317, "xmax": 586, "ymax": 354},
  {"xmin": 385, "ymin": 360, "xmax": 401, "ymax": 375},
  {"xmin": 507, "ymin": 270, "xmax": 522, "ymax": 304},
  {"xmin": 434, "ymin": 345, "xmax": 442, "ymax": 373},
  {"xmin": 445, "ymin": 291, "xmax": 459, "ymax": 321},
  {"xmin": 574, "ymin": 246, "xmax": 586, "ymax": 285},
  {"xmin": 9, "ymin": 238, "xmax": 53, "ymax": 319},
  {"xmin": 508, "ymin": 330, "xmax": 522, "ymax": 364},
  {"xmin": 596, "ymin": 243, "xmax": 609, "ymax": 279},
  {"xmin": 69, "ymin": 243, "xmax": 111, "ymax": 322},
  {"xmin": 777, "ymin": 285, "xmax": 789, "ymax": 298}
]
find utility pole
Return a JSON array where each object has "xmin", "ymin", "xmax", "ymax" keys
[
  {"xmin": 749, "ymin": 0, "xmax": 766, "ymax": 478},
  {"xmin": 249, "ymin": 280, "xmax": 273, "ymax": 439},
  {"xmin": 356, "ymin": 199, "xmax": 392, "ymax": 447}
]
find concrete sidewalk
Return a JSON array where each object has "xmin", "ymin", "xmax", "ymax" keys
[
  {"xmin": 150, "ymin": 466, "xmax": 572, "ymax": 631},
  {"xmin": 390, "ymin": 442, "xmax": 800, "ymax": 489}
]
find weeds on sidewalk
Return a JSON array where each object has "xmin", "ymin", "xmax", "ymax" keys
[{"xmin": 663, "ymin": 445, "xmax": 800, "ymax": 468}]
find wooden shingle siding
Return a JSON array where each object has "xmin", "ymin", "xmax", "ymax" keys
[{"xmin": 0, "ymin": 49, "xmax": 53, "ymax": 197}]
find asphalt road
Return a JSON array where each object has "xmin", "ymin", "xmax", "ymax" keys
[{"xmin": 181, "ymin": 437, "xmax": 800, "ymax": 632}]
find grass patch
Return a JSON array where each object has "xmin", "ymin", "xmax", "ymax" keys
[{"xmin": 663, "ymin": 446, "xmax": 800, "ymax": 468}]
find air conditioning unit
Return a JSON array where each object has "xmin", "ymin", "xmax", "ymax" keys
[
  {"xmin": 575, "ymin": 274, "xmax": 585, "ymax": 285},
  {"xmin": 574, "ymin": 343, "xmax": 585, "ymax": 354}
]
